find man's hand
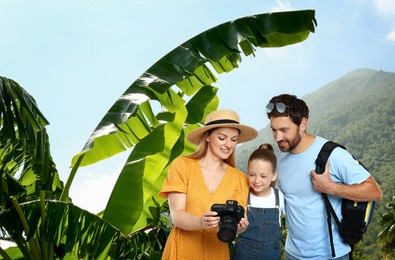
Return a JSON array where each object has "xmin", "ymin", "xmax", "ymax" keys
[{"xmin": 310, "ymin": 162, "xmax": 336, "ymax": 194}]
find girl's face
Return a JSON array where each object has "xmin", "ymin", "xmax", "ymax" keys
[
  {"xmin": 247, "ymin": 159, "xmax": 277, "ymax": 196},
  {"xmin": 206, "ymin": 127, "xmax": 239, "ymax": 160}
]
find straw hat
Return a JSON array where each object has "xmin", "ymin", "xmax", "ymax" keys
[{"xmin": 186, "ymin": 110, "xmax": 258, "ymax": 145}]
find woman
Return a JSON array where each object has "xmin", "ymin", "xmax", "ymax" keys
[{"xmin": 159, "ymin": 109, "xmax": 258, "ymax": 260}]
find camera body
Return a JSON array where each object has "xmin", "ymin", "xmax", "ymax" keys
[{"xmin": 211, "ymin": 200, "xmax": 245, "ymax": 242}]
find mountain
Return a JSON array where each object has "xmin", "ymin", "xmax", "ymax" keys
[{"xmin": 236, "ymin": 68, "xmax": 395, "ymax": 258}]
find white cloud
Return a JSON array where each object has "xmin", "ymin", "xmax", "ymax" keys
[
  {"xmin": 374, "ymin": 0, "xmax": 395, "ymax": 16},
  {"xmin": 374, "ymin": 0, "xmax": 395, "ymax": 42},
  {"xmin": 386, "ymin": 29, "xmax": 395, "ymax": 41},
  {"xmin": 270, "ymin": 0, "xmax": 293, "ymax": 12},
  {"xmin": 69, "ymin": 167, "xmax": 120, "ymax": 214},
  {"xmin": 386, "ymin": 26, "xmax": 395, "ymax": 42}
]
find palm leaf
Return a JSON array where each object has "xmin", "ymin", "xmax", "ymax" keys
[
  {"xmin": 0, "ymin": 77, "xmax": 67, "ymax": 258},
  {"xmin": 0, "ymin": 77, "xmax": 61, "ymax": 203},
  {"xmin": 67, "ymin": 10, "xmax": 317, "ymax": 234},
  {"xmin": 0, "ymin": 200, "xmax": 120, "ymax": 259},
  {"xmin": 0, "ymin": 77, "xmax": 49, "ymax": 140},
  {"xmin": 71, "ymin": 10, "xmax": 317, "ymax": 168}
]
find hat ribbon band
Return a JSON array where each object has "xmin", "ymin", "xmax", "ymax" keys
[{"xmin": 205, "ymin": 119, "xmax": 239, "ymax": 126}]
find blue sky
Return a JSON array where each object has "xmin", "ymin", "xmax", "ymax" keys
[{"xmin": 1, "ymin": 0, "xmax": 394, "ymax": 213}]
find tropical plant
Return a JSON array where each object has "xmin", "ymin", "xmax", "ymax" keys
[
  {"xmin": 0, "ymin": 77, "xmax": 120, "ymax": 260},
  {"xmin": 67, "ymin": 9, "xmax": 317, "ymax": 236},
  {"xmin": 378, "ymin": 197, "xmax": 395, "ymax": 260},
  {"xmin": 0, "ymin": 10, "xmax": 317, "ymax": 259}
]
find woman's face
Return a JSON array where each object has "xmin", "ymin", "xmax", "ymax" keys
[{"xmin": 206, "ymin": 127, "xmax": 239, "ymax": 160}]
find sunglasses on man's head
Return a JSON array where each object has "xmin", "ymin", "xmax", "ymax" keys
[{"xmin": 266, "ymin": 102, "xmax": 292, "ymax": 113}]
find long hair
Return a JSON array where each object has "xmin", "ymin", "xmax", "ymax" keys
[{"xmin": 186, "ymin": 128, "xmax": 236, "ymax": 167}]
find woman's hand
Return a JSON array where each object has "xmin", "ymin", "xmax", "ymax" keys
[
  {"xmin": 169, "ymin": 193, "xmax": 219, "ymax": 231},
  {"xmin": 201, "ymin": 211, "xmax": 220, "ymax": 230},
  {"xmin": 237, "ymin": 214, "xmax": 249, "ymax": 234}
]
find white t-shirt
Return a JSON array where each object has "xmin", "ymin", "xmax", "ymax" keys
[{"xmin": 249, "ymin": 187, "xmax": 285, "ymax": 225}]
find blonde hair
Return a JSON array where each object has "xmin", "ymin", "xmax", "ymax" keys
[
  {"xmin": 186, "ymin": 128, "xmax": 236, "ymax": 167},
  {"xmin": 248, "ymin": 143, "xmax": 277, "ymax": 187}
]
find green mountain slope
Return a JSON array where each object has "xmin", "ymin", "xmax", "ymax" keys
[{"xmin": 236, "ymin": 68, "xmax": 395, "ymax": 258}]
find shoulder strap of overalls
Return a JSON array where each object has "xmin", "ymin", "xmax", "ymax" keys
[
  {"xmin": 247, "ymin": 189, "xmax": 251, "ymax": 211},
  {"xmin": 273, "ymin": 187, "xmax": 280, "ymax": 209}
]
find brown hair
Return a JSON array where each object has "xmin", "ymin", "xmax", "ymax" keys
[
  {"xmin": 248, "ymin": 143, "xmax": 277, "ymax": 187},
  {"xmin": 266, "ymin": 94, "xmax": 309, "ymax": 126}
]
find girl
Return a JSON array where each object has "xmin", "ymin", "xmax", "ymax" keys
[{"xmin": 232, "ymin": 143, "xmax": 285, "ymax": 260}]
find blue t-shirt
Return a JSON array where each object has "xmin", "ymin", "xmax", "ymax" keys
[{"xmin": 277, "ymin": 136, "xmax": 370, "ymax": 259}]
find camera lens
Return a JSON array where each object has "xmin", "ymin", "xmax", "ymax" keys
[{"xmin": 217, "ymin": 216, "xmax": 238, "ymax": 242}]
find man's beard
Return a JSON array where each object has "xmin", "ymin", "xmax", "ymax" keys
[{"xmin": 278, "ymin": 132, "xmax": 302, "ymax": 153}]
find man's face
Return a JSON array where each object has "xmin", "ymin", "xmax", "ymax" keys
[{"xmin": 269, "ymin": 116, "xmax": 302, "ymax": 153}]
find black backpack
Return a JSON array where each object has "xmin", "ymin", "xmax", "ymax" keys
[{"xmin": 315, "ymin": 141, "xmax": 375, "ymax": 258}]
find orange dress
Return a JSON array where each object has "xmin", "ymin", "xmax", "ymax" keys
[{"xmin": 159, "ymin": 157, "xmax": 249, "ymax": 260}]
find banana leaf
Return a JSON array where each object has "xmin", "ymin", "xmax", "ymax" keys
[
  {"xmin": 0, "ymin": 77, "xmax": 61, "ymax": 205},
  {"xmin": 67, "ymin": 10, "xmax": 317, "ymax": 234},
  {"xmin": 0, "ymin": 200, "xmax": 119, "ymax": 259}
]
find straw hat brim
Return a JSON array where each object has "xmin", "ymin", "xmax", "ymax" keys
[{"xmin": 186, "ymin": 123, "xmax": 258, "ymax": 145}]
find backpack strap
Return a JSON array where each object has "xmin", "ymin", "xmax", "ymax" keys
[
  {"xmin": 316, "ymin": 141, "xmax": 346, "ymax": 257},
  {"xmin": 315, "ymin": 141, "xmax": 345, "ymax": 174},
  {"xmin": 322, "ymin": 193, "xmax": 341, "ymax": 257}
]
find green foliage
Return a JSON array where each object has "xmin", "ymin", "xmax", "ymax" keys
[
  {"xmin": 107, "ymin": 199, "xmax": 171, "ymax": 260},
  {"xmin": 0, "ymin": 77, "xmax": 61, "ymax": 202},
  {"xmin": 65, "ymin": 9, "xmax": 317, "ymax": 236},
  {"xmin": 237, "ymin": 68, "xmax": 395, "ymax": 259},
  {"xmin": 280, "ymin": 215, "xmax": 287, "ymax": 260},
  {"xmin": 0, "ymin": 10, "xmax": 318, "ymax": 259},
  {"xmin": 378, "ymin": 197, "xmax": 395, "ymax": 259},
  {"xmin": 0, "ymin": 200, "xmax": 120, "ymax": 259}
]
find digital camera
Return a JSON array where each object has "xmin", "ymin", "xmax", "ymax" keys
[{"xmin": 211, "ymin": 200, "xmax": 245, "ymax": 242}]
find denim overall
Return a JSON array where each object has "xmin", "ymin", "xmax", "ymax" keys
[{"xmin": 232, "ymin": 188, "xmax": 282, "ymax": 260}]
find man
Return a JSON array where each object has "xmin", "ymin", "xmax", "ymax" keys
[{"xmin": 266, "ymin": 94, "xmax": 382, "ymax": 260}]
